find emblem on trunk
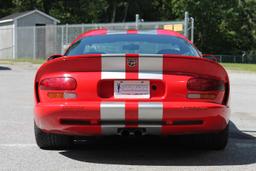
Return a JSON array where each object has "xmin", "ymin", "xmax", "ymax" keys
[{"xmin": 127, "ymin": 58, "xmax": 137, "ymax": 67}]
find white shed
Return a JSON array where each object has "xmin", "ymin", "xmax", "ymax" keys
[{"xmin": 0, "ymin": 9, "xmax": 60, "ymax": 59}]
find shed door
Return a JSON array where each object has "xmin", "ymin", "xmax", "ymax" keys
[{"xmin": 36, "ymin": 24, "xmax": 46, "ymax": 58}]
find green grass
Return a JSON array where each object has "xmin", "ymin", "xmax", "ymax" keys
[
  {"xmin": 221, "ymin": 63, "xmax": 256, "ymax": 72},
  {"xmin": 0, "ymin": 58, "xmax": 45, "ymax": 64}
]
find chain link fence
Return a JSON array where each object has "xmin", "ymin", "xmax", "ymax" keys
[
  {"xmin": 0, "ymin": 26, "xmax": 14, "ymax": 59},
  {"xmin": 0, "ymin": 17, "xmax": 194, "ymax": 60},
  {"xmin": 204, "ymin": 54, "xmax": 256, "ymax": 64}
]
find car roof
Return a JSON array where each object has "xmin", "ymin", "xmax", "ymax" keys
[{"xmin": 71, "ymin": 29, "xmax": 192, "ymax": 45}]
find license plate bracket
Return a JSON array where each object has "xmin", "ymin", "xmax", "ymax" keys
[{"xmin": 114, "ymin": 80, "xmax": 150, "ymax": 99}]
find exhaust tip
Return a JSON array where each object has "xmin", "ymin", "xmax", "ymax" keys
[
  {"xmin": 120, "ymin": 130, "xmax": 130, "ymax": 136},
  {"xmin": 118, "ymin": 129, "xmax": 145, "ymax": 136},
  {"xmin": 134, "ymin": 130, "xmax": 142, "ymax": 136}
]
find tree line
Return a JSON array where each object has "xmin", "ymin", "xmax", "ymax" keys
[{"xmin": 1, "ymin": 0, "xmax": 256, "ymax": 58}]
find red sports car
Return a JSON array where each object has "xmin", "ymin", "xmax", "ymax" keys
[{"xmin": 34, "ymin": 29, "xmax": 230, "ymax": 150}]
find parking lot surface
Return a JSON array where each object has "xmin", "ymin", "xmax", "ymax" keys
[{"xmin": 0, "ymin": 63, "xmax": 255, "ymax": 171}]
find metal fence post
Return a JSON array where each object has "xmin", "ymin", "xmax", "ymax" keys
[
  {"xmin": 242, "ymin": 51, "xmax": 246, "ymax": 63},
  {"xmin": 184, "ymin": 11, "xmax": 189, "ymax": 38},
  {"xmin": 33, "ymin": 26, "xmax": 36, "ymax": 59},
  {"xmin": 12, "ymin": 20, "xmax": 18, "ymax": 59},
  {"xmin": 82, "ymin": 24, "xmax": 85, "ymax": 33},
  {"xmin": 65, "ymin": 24, "xmax": 68, "ymax": 44},
  {"xmin": 135, "ymin": 14, "xmax": 139, "ymax": 29},
  {"xmin": 12, "ymin": 23, "xmax": 16, "ymax": 59},
  {"xmin": 190, "ymin": 17, "xmax": 194, "ymax": 43},
  {"xmin": 61, "ymin": 26, "xmax": 64, "ymax": 54}
]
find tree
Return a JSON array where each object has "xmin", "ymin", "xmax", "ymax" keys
[
  {"xmin": 0, "ymin": 1, "xmax": 15, "ymax": 18},
  {"xmin": 0, "ymin": 0, "xmax": 255, "ymax": 55},
  {"xmin": 167, "ymin": 0, "xmax": 256, "ymax": 54}
]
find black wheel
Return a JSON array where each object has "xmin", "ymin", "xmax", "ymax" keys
[
  {"xmin": 193, "ymin": 123, "xmax": 229, "ymax": 150},
  {"xmin": 34, "ymin": 122, "xmax": 74, "ymax": 150}
]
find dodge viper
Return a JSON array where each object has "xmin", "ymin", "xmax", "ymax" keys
[{"xmin": 34, "ymin": 29, "xmax": 230, "ymax": 150}]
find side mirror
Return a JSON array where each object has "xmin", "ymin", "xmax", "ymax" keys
[
  {"xmin": 47, "ymin": 54, "xmax": 63, "ymax": 61},
  {"xmin": 202, "ymin": 54, "xmax": 218, "ymax": 62}
]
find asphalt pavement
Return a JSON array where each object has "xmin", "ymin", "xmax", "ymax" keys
[{"xmin": 0, "ymin": 63, "xmax": 255, "ymax": 171}]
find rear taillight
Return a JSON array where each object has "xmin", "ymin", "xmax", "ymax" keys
[
  {"xmin": 40, "ymin": 77, "xmax": 77, "ymax": 90},
  {"xmin": 187, "ymin": 78, "xmax": 224, "ymax": 91}
]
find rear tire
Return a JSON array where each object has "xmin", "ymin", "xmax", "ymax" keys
[
  {"xmin": 34, "ymin": 122, "xmax": 73, "ymax": 150},
  {"xmin": 193, "ymin": 123, "xmax": 229, "ymax": 150}
]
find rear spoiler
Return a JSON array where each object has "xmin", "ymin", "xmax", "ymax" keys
[{"xmin": 36, "ymin": 54, "xmax": 229, "ymax": 83}]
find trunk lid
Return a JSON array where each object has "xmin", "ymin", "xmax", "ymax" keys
[{"xmin": 35, "ymin": 54, "xmax": 229, "ymax": 104}]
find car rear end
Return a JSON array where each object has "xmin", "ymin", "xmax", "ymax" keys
[{"xmin": 34, "ymin": 30, "xmax": 230, "ymax": 150}]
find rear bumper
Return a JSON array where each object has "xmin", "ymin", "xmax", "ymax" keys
[{"xmin": 34, "ymin": 101, "xmax": 230, "ymax": 136}]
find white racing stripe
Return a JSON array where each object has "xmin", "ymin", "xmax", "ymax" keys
[
  {"xmin": 100, "ymin": 102, "xmax": 125, "ymax": 135},
  {"xmin": 138, "ymin": 102, "xmax": 163, "ymax": 121},
  {"xmin": 102, "ymin": 72, "xmax": 126, "ymax": 79},
  {"xmin": 138, "ymin": 55, "xmax": 163, "ymax": 79},
  {"xmin": 101, "ymin": 54, "xmax": 163, "ymax": 80},
  {"xmin": 100, "ymin": 54, "xmax": 164, "ymax": 135},
  {"xmin": 138, "ymin": 102, "xmax": 163, "ymax": 135},
  {"xmin": 101, "ymin": 55, "xmax": 125, "ymax": 79}
]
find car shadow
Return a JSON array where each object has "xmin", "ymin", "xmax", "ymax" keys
[
  {"xmin": 0, "ymin": 66, "xmax": 11, "ymax": 70},
  {"xmin": 59, "ymin": 121, "xmax": 256, "ymax": 166}
]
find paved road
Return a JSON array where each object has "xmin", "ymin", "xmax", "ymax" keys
[{"xmin": 0, "ymin": 63, "xmax": 255, "ymax": 171}]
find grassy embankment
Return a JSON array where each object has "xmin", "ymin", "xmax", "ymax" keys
[
  {"xmin": 0, "ymin": 58, "xmax": 45, "ymax": 64},
  {"xmin": 221, "ymin": 63, "xmax": 256, "ymax": 72}
]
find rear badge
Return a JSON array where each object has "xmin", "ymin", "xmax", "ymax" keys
[{"xmin": 127, "ymin": 58, "xmax": 137, "ymax": 67}]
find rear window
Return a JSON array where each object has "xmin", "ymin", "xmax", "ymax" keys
[{"xmin": 65, "ymin": 34, "xmax": 199, "ymax": 56}]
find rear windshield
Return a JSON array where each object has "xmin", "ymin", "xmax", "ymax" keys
[{"xmin": 65, "ymin": 34, "xmax": 199, "ymax": 56}]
